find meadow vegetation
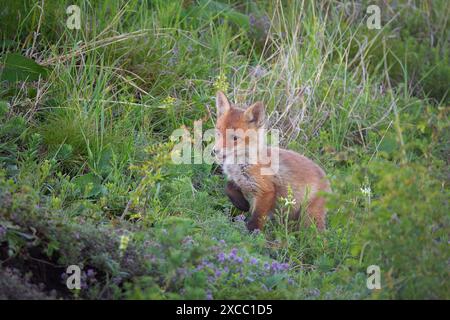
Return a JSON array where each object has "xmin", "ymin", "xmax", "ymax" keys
[{"xmin": 0, "ymin": 0, "xmax": 448, "ymax": 299}]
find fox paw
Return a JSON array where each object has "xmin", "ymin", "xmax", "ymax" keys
[{"xmin": 246, "ymin": 219, "xmax": 261, "ymax": 233}]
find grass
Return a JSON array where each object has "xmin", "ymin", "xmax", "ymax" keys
[{"xmin": 0, "ymin": 0, "xmax": 449, "ymax": 299}]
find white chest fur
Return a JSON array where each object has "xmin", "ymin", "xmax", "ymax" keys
[{"xmin": 223, "ymin": 164, "xmax": 257, "ymax": 196}]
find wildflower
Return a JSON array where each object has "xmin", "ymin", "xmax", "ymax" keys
[
  {"xmin": 86, "ymin": 269, "xmax": 96, "ymax": 278},
  {"xmin": 303, "ymin": 85, "xmax": 312, "ymax": 97},
  {"xmin": 206, "ymin": 291, "xmax": 213, "ymax": 300},
  {"xmin": 201, "ymin": 260, "xmax": 214, "ymax": 269},
  {"xmin": 281, "ymin": 196, "xmax": 297, "ymax": 207},
  {"xmin": 281, "ymin": 185, "xmax": 297, "ymax": 207},
  {"xmin": 213, "ymin": 73, "xmax": 229, "ymax": 92},
  {"xmin": 168, "ymin": 45, "xmax": 179, "ymax": 66},
  {"xmin": 309, "ymin": 288, "xmax": 321, "ymax": 297},
  {"xmin": 271, "ymin": 261, "xmax": 282, "ymax": 272},
  {"xmin": 235, "ymin": 256, "xmax": 244, "ymax": 264},
  {"xmin": 229, "ymin": 248, "xmax": 238, "ymax": 260},
  {"xmin": 360, "ymin": 185, "xmax": 371, "ymax": 197},
  {"xmin": 112, "ymin": 276, "xmax": 122, "ymax": 285},
  {"xmin": 249, "ymin": 65, "xmax": 268, "ymax": 79},
  {"xmin": 281, "ymin": 263, "xmax": 290, "ymax": 271},
  {"xmin": 119, "ymin": 235, "xmax": 130, "ymax": 254},
  {"xmin": 161, "ymin": 96, "xmax": 176, "ymax": 109},
  {"xmin": 217, "ymin": 252, "xmax": 226, "ymax": 262},
  {"xmin": 252, "ymin": 229, "xmax": 261, "ymax": 235},
  {"xmin": 249, "ymin": 257, "xmax": 259, "ymax": 265}
]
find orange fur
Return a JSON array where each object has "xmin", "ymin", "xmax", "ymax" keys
[{"xmin": 214, "ymin": 91, "xmax": 330, "ymax": 232}]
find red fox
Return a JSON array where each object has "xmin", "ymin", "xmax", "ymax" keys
[{"xmin": 213, "ymin": 91, "xmax": 331, "ymax": 232}]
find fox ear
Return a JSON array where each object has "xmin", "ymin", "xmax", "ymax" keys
[
  {"xmin": 244, "ymin": 102, "xmax": 265, "ymax": 127},
  {"xmin": 216, "ymin": 91, "xmax": 231, "ymax": 117}
]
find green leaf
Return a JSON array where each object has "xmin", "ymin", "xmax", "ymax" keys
[
  {"xmin": 189, "ymin": 0, "xmax": 250, "ymax": 29},
  {"xmin": 72, "ymin": 173, "xmax": 103, "ymax": 198},
  {"xmin": 378, "ymin": 135, "xmax": 398, "ymax": 155},
  {"xmin": 0, "ymin": 100, "xmax": 9, "ymax": 118},
  {"xmin": 97, "ymin": 147, "xmax": 113, "ymax": 175},
  {"xmin": 1, "ymin": 39, "xmax": 18, "ymax": 49},
  {"xmin": 0, "ymin": 53, "xmax": 49, "ymax": 82}
]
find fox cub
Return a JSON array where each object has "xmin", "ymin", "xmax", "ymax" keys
[{"xmin": 213, "ymin": 91, "xmax": 330, "ymax": 232}]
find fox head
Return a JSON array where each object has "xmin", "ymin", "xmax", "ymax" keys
[{"xmin": 213, "ymin": 91, "xmax": 266, "ymax": 164}]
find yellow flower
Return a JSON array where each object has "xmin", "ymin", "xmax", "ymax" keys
[
  {"xmin": 160, "ymin": 96, "xmax": 176, "ymax": 109},
  {"xmin": 119, "ymin": 235, "xmax": 130, "ymax": 253},
  {"xmin": 213, "ymin": 73, "xmax": 229, "ymax": 92}
]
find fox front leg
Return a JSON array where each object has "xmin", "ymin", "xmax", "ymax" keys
[
  {"xmin": 246, "ymin": 191, "xmax": 276, "ymax": 232},
  {"xmin": 225, "ymin": 180, "xmax": 250, "ymax": 212}
]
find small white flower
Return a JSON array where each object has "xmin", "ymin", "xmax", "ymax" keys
[
  {"xmin": 281, "ymin": 196, "xmax": 297, "ymax": 207},
  {"xmin": 360, "ymin": 186, "xmax": 371, "ymax": 197}
]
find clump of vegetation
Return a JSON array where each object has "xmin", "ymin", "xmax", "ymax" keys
[{"xmin": 0, "ymin": 0, "xmax": 448, "ymax": 299}]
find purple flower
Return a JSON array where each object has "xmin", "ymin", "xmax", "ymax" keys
[
  {"xmin": 235, "ymin": 256, "xmax": 244, "ymax": 264},
  {"xmin": 86, "ymin": 269, "xmax": 96, "ymax": 278},
  {"xmin": 112, "ymin": 276, "xmax": 122, "ymax": 285},
  {"xmin": 217, "ymin": 252, "xmax": 226, "ymax": 262},
  {"xmin": 249, "ymin": 257, "xmax": 258, "ymax": 265},
  {"xmin": 271, "ymin": 261, "xmax": 289, "ymax": 272},
  {"xmin": 206, "ymin": 291, "xmax": 213, "ymax": 300},
  {"xmin": 215, "ymin": 269, "xmax": 222, "ymax": 278},
  {"xmin": 229, "ymin": 248, "xmax": 238, "ymax": 259},
  {"xmin": 309, "ymin": 288, "xmax": 321, "ymax": 297},
  {"xmin": 271, "ymin": 261, "xmax": 281, "ymax": 272},
  {"xmin": 263, "ymin": 262, "xmax": 270, "ymax": 270}
]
